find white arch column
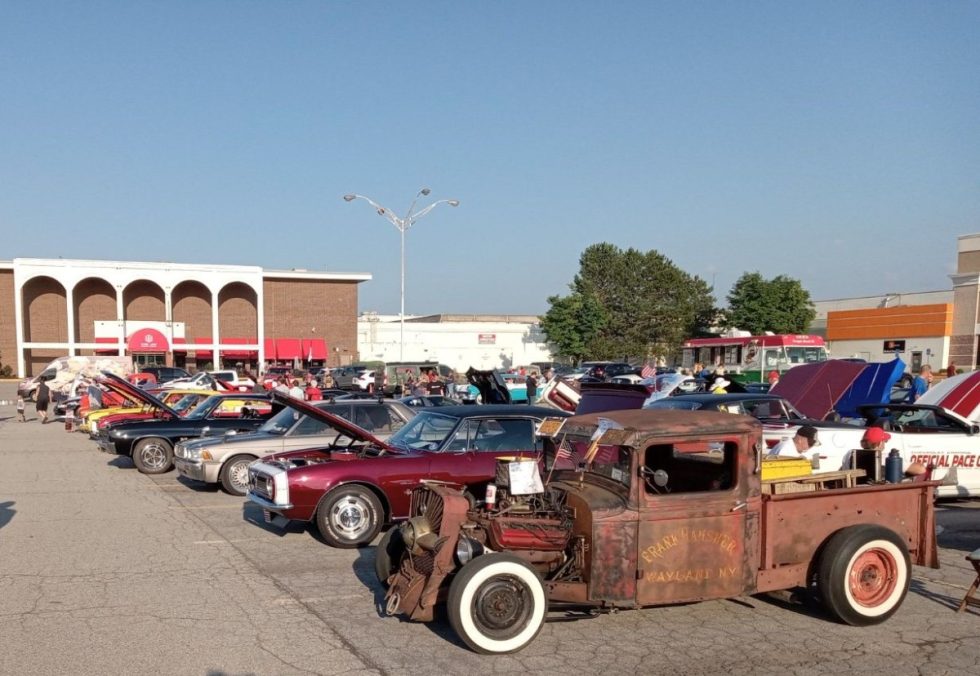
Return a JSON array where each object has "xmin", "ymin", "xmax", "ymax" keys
[
  {"xmin": 66, "ymin": 286, "xmax": 76, "ymax": 357},
  {"xmin": 211, "ymin": 289, "xmax": 221, "ymax": 368},
  {"xmin": 256, "ymin": 286, "xmax": 265, "ymax": 370},
  {"xmin": 116, "ymin": 284, "xmax": 126, "ymax": 356},
  {"xmin": 14, "ymin": 282, "xmax": 25, "ymax": 377}
]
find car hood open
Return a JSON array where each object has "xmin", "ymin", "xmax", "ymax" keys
[
  {"xmin": 770, "ymin": 360, "xmax": 866, "ymax": 419},
  {"xmin": 269, "ymin": 391, "xmax": 393, "ymax": 451},
  {"xmin": 100, "ymin": 372, "xmax": 179, "ymax": 418},
  {"xmin": 466, "ymin": 368, "xmax": 512, "ymax": 405}
]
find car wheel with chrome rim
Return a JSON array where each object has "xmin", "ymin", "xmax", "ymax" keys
[
  {"xmin": 315, "ymin": 485, "xmax": 383, "ymax": 548},
  {"xmin": 220, "ymin": 454, "xmax": 256, "ymax": 496},
  {"xmin": 133, "ymin": 438, "xmax": 174, "ymax": 474}
]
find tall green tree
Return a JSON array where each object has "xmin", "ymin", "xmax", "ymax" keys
[
  {"xmin": 724, "ymin": 272, "xmax": 816, "ymax": 334},
  {"xmin": 540, "ymin": 243, "xmax": 716, "ymax": 361}
]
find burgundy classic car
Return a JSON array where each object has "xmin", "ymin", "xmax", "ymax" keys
[{"xmin": 247, "ymin": 397, "xmax": 569, "ymax": 548}]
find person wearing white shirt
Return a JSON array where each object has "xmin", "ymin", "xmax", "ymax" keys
[
  {"xmin": 769, "ymin": 425, "xmax": 819, "ymax": 458},
  {"xmin": 288, "ymin": 380, "xmax": 305, "ymax": 399}
]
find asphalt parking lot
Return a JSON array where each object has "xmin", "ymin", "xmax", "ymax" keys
[{"xmin": 2, "ymin": 383, "xmax": 979, "ymax": 676}]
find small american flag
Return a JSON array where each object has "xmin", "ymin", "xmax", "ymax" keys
[
  {"xmin": 555, "ymin": 438, "xmax": 572, "ymax": 460},
  {"xmin": 641, "ymin": 364, "xmax": 655, "ymax": 379}
]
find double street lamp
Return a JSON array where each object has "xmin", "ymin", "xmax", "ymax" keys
[{"xmin": 343, "ymin": 188, "xmax": 460, "ymax": 361}]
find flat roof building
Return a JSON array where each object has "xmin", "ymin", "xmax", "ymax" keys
[{"xmin": 0, "ymin": 258, "xmax": 370, "ymax": 377}]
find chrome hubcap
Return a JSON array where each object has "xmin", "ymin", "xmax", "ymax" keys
[
  {"xmin": 331, "ymin": 496, "xmax": 370, "ymax": 538},
  {"xmin": 141, "ymin": 443, "xmax": 167, "ymax": 469}
]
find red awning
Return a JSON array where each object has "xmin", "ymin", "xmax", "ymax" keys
[
  {"xmin": 193, "ymin": 336, "xmax": 213, "ymax": 361},
  {"xmin": 95, "ymin": 336, "xmax": 121, "ymax": 355},
  {"xmin": 264, "ymin": 338, "xmax": 276, "ymax": 360},
  {"xmin": 302, "ymin": 338, "xmax": 328, "ymax": 360},
  {"xmin": 172, "ymin": 337, "xmax": 188, "ymax": 352},
  {"xmin": 221, "ymin": 337, "xmax": 258, "ymax": 359},
  {"xmin": 127, "ymin": 328, "xmax": 169, "ymax": 353},
  {"xmin": 275, "ymin": 338, "xmax": 302, "ymax": 360}
]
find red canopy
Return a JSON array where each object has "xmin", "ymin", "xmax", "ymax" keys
[
  {"xmin": 193, "ymin": 336, "xmax": 213, "ymax": 361},
  {"xmin": 221, "ymin": 337, "xmax": 257, "ymax": 359},
  {"xmin": 264, "ymin": 338, "xmax": 277, "ymax": 360},
  {"xmin": 95, "ymin": 336, "xmax": 120, "ymax": 355},
  {"xmin": 302, "ymin": 338, "xmax": 328, "ymax": 360},
  {"xmin": 276, "ymin": 338, "xmax": 302, "ymax": 360},
  {"xmin": 172, "ymin": 337, "xmax": 188, "ymax": 352},
  {"xmin": 127, "ymin": 328, "xmax": 169, "ymax": 353}
]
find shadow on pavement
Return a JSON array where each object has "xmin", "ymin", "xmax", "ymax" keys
[
  {"xmin": 107, "ymin": 456, "xmax": 135, "ymax": 469},
  {"xmin": 908, "ymin": 578, "xmax": 963, "ymax": 611},
  {"xmin": 175, "ymin": 475, "xmax": 221, "ymax": 493},
  {"xmin": 240, "ymin": 501, "xmax": 306, "ymax": 538},
  {"xmin": 0, "ymin": 501, "xmax": 15, "ymax": 530},
  {"xmin": 751, "ymin": 588, "xmax": 826, "ymax": 621}
]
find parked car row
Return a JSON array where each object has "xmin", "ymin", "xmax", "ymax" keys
[{"xmin": 47, "ymin": 360, "xmax": 948, "ymax": 655}]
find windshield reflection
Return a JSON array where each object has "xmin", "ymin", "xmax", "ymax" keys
[
  {"xmin": 388, "ymin": 412, "xmax": 459, "ymax": 451},
  {"xmin": 545, "ymin": 435, "xmax": 632, "ymax": 488}
]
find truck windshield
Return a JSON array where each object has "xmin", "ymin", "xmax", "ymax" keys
[{"xmin": 546, "ymin": 435, "xmax": 632, "ymax": 489}]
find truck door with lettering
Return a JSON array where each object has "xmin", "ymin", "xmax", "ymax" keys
[{"xmin": 636, "ymin": 439, "xmax": 758, "ymax": 606}]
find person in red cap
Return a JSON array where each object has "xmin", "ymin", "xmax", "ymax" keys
[{"xmin": 861, "ymin": 426, "xmax": 890, "ymax": 450}]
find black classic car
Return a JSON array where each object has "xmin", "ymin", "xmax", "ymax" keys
[{"xmin": 96, "ymin": 374, "xmax": 284, "ymax": 474}]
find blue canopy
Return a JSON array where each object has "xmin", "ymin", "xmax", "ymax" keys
[{"xmin": 835, "ymin": 358, "xmax": 906, "ymax": 418}]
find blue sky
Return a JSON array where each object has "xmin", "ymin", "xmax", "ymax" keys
[{"xmin": 2, "ymin": 1, "xmax": 978, "ymax": 315}]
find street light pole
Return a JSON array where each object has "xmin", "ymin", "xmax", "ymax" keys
[{"xmin": 343, "ymin": 189, "xmax": 459, "ymax": 361}]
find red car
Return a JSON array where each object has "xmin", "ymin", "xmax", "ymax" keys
[{"xmin": 247, "ymin": 393, "xmax": 569, "ymax": 548}]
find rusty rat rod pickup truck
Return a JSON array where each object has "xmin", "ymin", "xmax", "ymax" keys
[{"xmin": 381, "ymin": 409, "xmax": 939, "ymax": 654}]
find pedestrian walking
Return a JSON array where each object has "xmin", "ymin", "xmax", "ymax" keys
[
  {"xmin": 525, "ymin": 372, "xmax": 537, "ymax": 404},
  {"xmin": 17, "ymin": 396, "xmax": 27, "ymax": 422},
  {"xmin": 36, "ymin": 379, "xmax": 51, "ymax": 423},
  {"xmin": 947, "ymin": 363, "xmax": 957, "ymax": 378},
  {"xmin": 373, "ymin": 367, "xmax": 386, "ymax": 395}
]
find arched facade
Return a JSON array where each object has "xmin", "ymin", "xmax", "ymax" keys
[
  {"xmin": 74, "ymin": 278, "xmax": 116, "ymax": 350},
  {"xmin": 22, "ymin": 276, "xmax": 68, "ymax": 374},
  {"xmin": 218, "ymin": 282, "xmax": 258, "ymax": 337},
  {"xmin": 6, "ymin": 258, "xmax": 369, "ymax": 376},
  {"xmin": 123, "ymin": 280, "xmax": 166, "ymax": 322}
]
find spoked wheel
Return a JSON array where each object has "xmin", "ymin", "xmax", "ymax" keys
[
  {"xmin": 817, "ymin": 525, "xmax": 910, "ymax": 625},
  {"xmin": 220, "ymin": 454, "xmax": 255, "ymax": 496},
  {"xmin": 133, "ymin": 438, "xmax": 174, "ymax": 474},
  {"xmin": 447, "ymin": 553, "xmax": 547, "ymax": 654},
  {"xmin": 315, "ymin": 485, "xmax": 383, "ymax": 548}
]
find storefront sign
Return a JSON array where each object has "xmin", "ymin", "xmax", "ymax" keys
[
  {"xmin": 478, "ymin": 333, "xmax": 496, "ymax": 345},
  {"xmin": 128, "ymin": 328, "xmax": 169, "ymax": 352},
  {"xmin": 883, "ymin": 339, "xmax": 906, "ymax": 353}
]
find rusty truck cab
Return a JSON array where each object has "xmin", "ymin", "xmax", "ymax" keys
[{"xmin": 543, "ymin": 410, "xmax": 762, "ymax": 608}]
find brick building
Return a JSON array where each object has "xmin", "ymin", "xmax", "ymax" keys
[
  {"xmin": 810, "ymin": 233, "xmax": 980, "ymax": 372},
  {"xmin": 0, "ymin": 258, "xmax": 370, "ymax": 377}
]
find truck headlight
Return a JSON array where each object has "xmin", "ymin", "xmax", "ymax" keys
[
  {"xmin": 401, "ymin": 516, "xmax": 432, "ymax": 550},
  {"xmin": 455, "ymin": 536, "xmax": 485, "ymax": 565}
]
